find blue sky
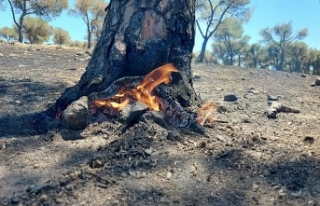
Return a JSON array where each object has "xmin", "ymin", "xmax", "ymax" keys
[{"xmin": 1, "ymin": 0, "xmax": 319, "ymax": 52}]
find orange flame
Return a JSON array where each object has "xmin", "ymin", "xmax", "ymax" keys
[
  {"xmin": 196, "ymin": 101, "xmax": 218, "ymax": 125},
  {"xmin": 94, "ymin": 63, "xmax": 179, "ymax": 111}
]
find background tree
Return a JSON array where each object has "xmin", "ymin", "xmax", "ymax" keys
[
  {"xmin": 22, "ymin": 16, "xmax": 52, "ymax": 44},
  {"xmin": 265, "ymin": 43, "xmax": 281, "ymax": 70},
  {"xmin": 260, "ymin": 22, "xmax": 308, "ymax": 71},
  {"xmin": 0, "ymin": 26, "xmax": 18, "ymax": 41},
  {"xmin": 212, "ymin": 42, "xmax": 228, "ymax": 64},
  {"xmin": 195, "ymin": 0, "xmax": 251, "ymax": 63},
  {"xmin": 7, "ymin": 0, "xmax": 67, "ymax": 43},
  {"xmin": 194, "ymin": 50, "xmax": 219, "ymax": 64},
  {"xmin": 286, "ymin": 41, "xmax": 309, "ymax": 73},
  {"xmin": 306, "ymin": 48, "xmax": 320, "ymax": 75},
  {"xmin": 212, "ymin": 16, "xmax": 250, "ymax": 66},
  {"xmin": 69, "ymin": 0, "xmax": 107, "ymax": 49},
  {"xmin": 244, "ymin": 43, "xmax": 268, "ymax": 68},
  {"xmin": 53, "ymin": 27, "xmax": 71, "ymax": 45}
]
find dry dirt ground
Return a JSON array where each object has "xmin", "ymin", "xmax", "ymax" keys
[{"xmin": 0, "ymin": 43, "xmax": 320, "ymax": 206}]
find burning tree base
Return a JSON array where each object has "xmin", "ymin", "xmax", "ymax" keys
[
  {"xmin": 54, "ymin": 0, "xmax": 215, "ymax": 133},
  {"xmin": 61, "ymin": 64, "xmax": 217, "ymax": 132}
]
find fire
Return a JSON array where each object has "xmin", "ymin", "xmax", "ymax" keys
[
  {"xmin": 94, "ymin": 63, "xmax": 179, "ymax": 111},
  {"xmin": 196, "ymin": 101, "xmax": 218, "ymax": 125}
]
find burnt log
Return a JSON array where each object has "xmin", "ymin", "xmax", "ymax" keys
[{"xmin": 55, "ymin": 0, "xmax": 199, "ymax": 114}]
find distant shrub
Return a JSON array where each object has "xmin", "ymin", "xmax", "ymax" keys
[
  {"xmin": 22, "ymin": 16, "xmax": 52, "ymax": 44},
  {"xmin": 53, "ymin": 27, "xmax": 71, "ymax": 45},
  {"xmin": 0, "ymin": 26, "xmax": 18, "ymax": 41},
  {"xmin": 68, "ymin": 40, "xmax": 87, "ymax": 48}
]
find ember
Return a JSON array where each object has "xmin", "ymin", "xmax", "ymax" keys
[{"xmin": 86, "ymin": 63, "xmax": 217, "ymax": 128}]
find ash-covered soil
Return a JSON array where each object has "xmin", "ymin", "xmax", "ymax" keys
[{"xmin": 0, "ymin": 43, "xmax": 320, "ymax": 206}]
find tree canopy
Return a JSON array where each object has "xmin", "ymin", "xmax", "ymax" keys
[
  {"xmin": 260, "ymin": 22, "xmax": 308, "ymax": 71},
  {"xmin": 53, "ymin": 27, "xmax": 71, "ymax": 45},
  {"xmin": 69, "ymin": 0, "xmax": 107, "ymax": 49},
  {"xmin": 7, "ymin": 0, "xmax": 67, "ymax": 42},
  {"xmin": 195, "ymin": 0, "xmax": 251, "ymax": 63},
  {"xmin": 212, "ymin": 16, "xmax": 250, "ymax": 66},
  {"xmin": 22, "ymin": 16, "xmax": 52, "ymax": 44}
]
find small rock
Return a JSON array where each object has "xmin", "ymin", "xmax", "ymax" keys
[
  {"xmin": 310, "ymin": 83, "xmax": 316, "ymax": 87},
  {"xmin": 0, "ymin": 53, "xmax": 4, "ymax": 57},
  {"xmin": 143, "ymin": 148, "xmax": 152, "ymax": 155},
  {"xmin": 40, "ymin": 194, "xmax": 48, "ymax": 202},
  {"xmin": 166, "ymin": 171, "xmax": 173, "ymax": 179},
  {"xmin": 15, "ymin": 100, "xmax": 22, "ymax": 105},
  {"xmin": 315, "ymin": 77, "xmax": 320, "ymax": 86},
  {"xmin": 303, "ymin": 136, "xmax": 315, "ymax": 144},
  {"xmin": 267, "ymin": 95, "xmax": 278, "ymax": 101},
  {"xmin": 193, "ymin": 74, "xmax": 201, "ymax": 80},
  {"xmin": 301, "ymin": 74, "xmax": 306, "ymax": 77},
  {"xmin": 217, "ymin": 105, "xmax": 227, "ymax": 113},
  {"xmin": 249, "ymin": 88, "xmax": 259, "ymax": 94},
  {"xmin": 267, "ymin": 108, "xmax": 277, "ymax": 119},
  {"xmin": 224, "ymin": 93, "xmax": 238, "ymax": 102},
  {"xmin": 63, "ymin": 96, "xmax": 88, "ymax": 130}
]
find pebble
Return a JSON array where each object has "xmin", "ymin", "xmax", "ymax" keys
[
  {"xmin": 267, "ymin": 95, "xmax": 279, "ymax": 101},
  {"xmin": 224, "ymin": 93, "xmax": 238, "ymax": 102},
  {"xmin": 40, "ymin": 194, "xmax": 48, "ymax": 202}
]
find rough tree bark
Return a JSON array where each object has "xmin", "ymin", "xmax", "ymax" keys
[{"xmin": 55, "ymin": 0, "xmax": 199, "ymax": 113}]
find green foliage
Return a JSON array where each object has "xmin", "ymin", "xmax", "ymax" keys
[
  {"xmin": 212, "ymin": 17, "xmax": 250, "ymax": 66},
  {"xmin": 260, "ymin": 22, "xmax": 308, "ymax": 71},
  {"xmin": 194, "ymin": 50, "xmax": 219, "ymax": 64},
  {"xmin": 244, "ymin": 43, "xmax": 268, "ymax": 68},
  {"xmin": 305, "ymin": 48, "xmax": 320, "ymax": 75},
  {"xmin": 195, "ymin": 0, "xmax": 252, "ymax": 63},
  {"xmin": 69, "ymin": 0, "xmax": 107, "ymax": 49},
  {"xmin": 286, "ymin": 41, "xmax": 309, "ymax": 73},
  {"xmin": 8, "ymin": 0, "xmax": 68, "ymax": 42},
  {"xmin": 53, "ymin": 27, "xmax": 71, "ymax": 45},
  {"xmin": 68, "ymin": 40, "xmax": 86, "ymax": 48},
  {"xmin": 22, "ymin": 16, "xmax": 52, "ymax": 44},
  {"xmin": 0, "ymin": 26, "xmax": 18, "ymax": 41}
]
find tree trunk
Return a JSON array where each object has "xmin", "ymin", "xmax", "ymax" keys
[
  {"xmin": 279, "ymin": 48, "xmax": 285, "ymax": 71},
  {"xmin": 198, "ymin": 37, "xmax": 208, "ymax": 63},
  {"xmin": 55, "ymin": 0, "xmax": 199, "ymax": 113},
  {"xmin": 87, "ymin": 23, "xmax": 92, "ymax": 49},
  {"xmin": 18, "ymin": 25, "xmax": 23, "ymax": 43}
]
